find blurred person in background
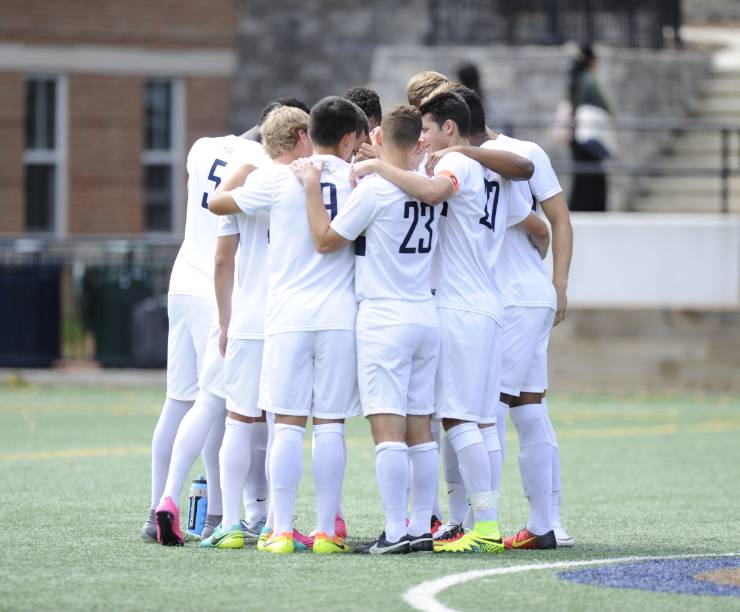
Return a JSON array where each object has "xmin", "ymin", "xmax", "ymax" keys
[{"xmin": 568, "ymin": 44, "xmax": 613, "ymax": 212}]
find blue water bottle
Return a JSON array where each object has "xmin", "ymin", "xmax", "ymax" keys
[{"xmin": 187, "ymin": 475, "xmax": 208, "ymax": 536}]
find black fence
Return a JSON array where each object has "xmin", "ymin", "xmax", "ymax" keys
[{"xmin": 427, "ymin": 0, "xmax": 682, "ymax": 48}]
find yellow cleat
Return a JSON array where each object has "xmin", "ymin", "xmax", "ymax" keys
[
  {"xmin": 256, "ymin": 528, "xmax": 272, "ymax": 551},
  {"xmin": 434, "ymin": 522, "xmax": 504, "ymax": 554},
  {"xmin": 261, "ymin": 531, "xmax": 295, "ymax": 554},
  {"xmin": 312, "ymin": 532, "xmax": 350, "ymax": 554}
]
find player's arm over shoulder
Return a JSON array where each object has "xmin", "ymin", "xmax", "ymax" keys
[
  {"xmin": 350, "ymin": 158, "xmax": 453, "ymax": 205},
  {"xmin": 208, "ymin": 164, "xmax": 263, "ymax": 216}
]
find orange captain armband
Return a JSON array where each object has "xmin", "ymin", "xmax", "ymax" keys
[{"xmin": 438, "ymin": 170, "xmax": 459, "ymax": 193}]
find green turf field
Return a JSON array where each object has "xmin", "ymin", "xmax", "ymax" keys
[{"xmin": 1, "ymin": 384, "xmax": 739, "ymax": 611}]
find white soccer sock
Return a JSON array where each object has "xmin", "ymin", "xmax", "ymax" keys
[
  {"xmin": 375, "ymin": 442, "xmax": 409, "ymax": 543},
  {"xmin": 150, "ymin": 397, "xmax": 192, "ymax": 509},
  {"xmin": 447, "ymin": 423, "xmax": 497, "ymax": 523},
  {"xmin": 542, "ymin": 399, "xmax": 562, "ymax": 527},
  {"xmin": 202, "ymin": 412, "xmax": 225, "ymax": 516},
  {"xmin": 443, "ymin": 433, "xmax": 468, "ymax": 524},
  {"xmin": 243, "ymin": 421, "xmax": 268, "ymax": 526},
  {"xmin": 312, "ymin": 423, "xmax": 346, "ymax": 537},
  {"xmin": 408, "ymin": 441, "xmax": 439, "ymax": 537},
  {"xmin": 269, "ymin": 423, "xmax": 305, "ymax": 535},
  {"xmin": 219, "ymin": 417, "xmax": 251, "ymax": 528},
  {"xmin": 511, "ymin": 403, "xmax": 553, "ymax": 535},
  {"xmin": 429, "ymin": 420, "xmax": 443, "ymax": 520},
  {"xmin": 160, "ymin": 389, "xmax": 225, "ymax": 506},
  {"xmin": 481, "ymin": 423, "xmax": 502, "ymax": 493},
  {"xmin": 264, "ymin": 414, "xmax": 275, "ymax": 531},
  {"xmin": 497, "ymin": 401, "xmax": 509, "ymax": 461}
]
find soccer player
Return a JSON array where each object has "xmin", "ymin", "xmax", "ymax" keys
[
  {"xmin": 141, "ymin": 131, "xmax": 266, "ymax": 544},
  {"xmin": 351, "ymin": 91, "xmax": 537, "ymax": 553},
  {"xmin": 243, "ymin": 97, "xmax": 312, "ymax": 142},
  {"xmin": 436, "ymin": 85, "xmax": 574, "ymax": 548},
  {"xmin": 294, "ymin": 104, "xmax": 442, "ymax": 554},
  {"xmin": 196, "ymin": 166, "xmax": 270, "ymax": 549},
  {"xmin": 343, "ymin": 86, "xmax": 382, "ymax": 131},
  {"xmin": 209, "ymin": 98, "xmax": 362, "ymax": 555}
]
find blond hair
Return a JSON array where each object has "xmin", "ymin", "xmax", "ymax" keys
[
  {"xmin": 406, "ymin": 71, "xmax": 449, "ymax": 108},
  {"xmin": 260, "ymin": 106, "xmax": 310, "ymax": 159}
]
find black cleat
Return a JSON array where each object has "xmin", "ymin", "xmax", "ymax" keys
[
  {"xmin": 409, "ymin": 532, "xmax": 434, "ymax": 553},
  {"xmin": 357, "ymin": 532, "xmax": 410, "ymax": 555}
]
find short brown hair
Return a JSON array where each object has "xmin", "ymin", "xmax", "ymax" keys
[
  {"xmin": 381, "ymin": 105, "xmax": 422, "ymax": 149},
  {"xmin": 260, "ymin": 106, "xmax": 310, "ymax": 159},
  {"xmin": 406, "ymin": 71, "xmax": 449, "ymax": 108}
]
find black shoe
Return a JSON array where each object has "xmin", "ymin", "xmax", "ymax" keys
[
  {"xmin": 409, "ymin": 532, "xmax": 433, "ymax": 553},
  {"xmin": 357, "ymin": 532, "xmax": 410, "ymax": 554}
]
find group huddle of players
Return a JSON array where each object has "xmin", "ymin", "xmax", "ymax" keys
[{"xmin": 140, "ymin": 70, "xmax": 574, "ymax": 555}]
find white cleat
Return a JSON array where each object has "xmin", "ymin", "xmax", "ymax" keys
[{"xmin": 554, "ymin": 527, "xmax": 575, "ymax": 547}]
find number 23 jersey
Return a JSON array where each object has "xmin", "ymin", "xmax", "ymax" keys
[{"xmin": 331, "ymin": 174, "xmax": 439, "ymax": 326}]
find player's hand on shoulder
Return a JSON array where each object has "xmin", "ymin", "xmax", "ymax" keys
[
  {"xmin": 349, "ymin": 158, "xmax": 379, "ymax": 183},
  {"xmin": 290, "ymin": 158, "xmax": 322, "ymax": 188},
  {"xmin": 355, "ymin": 142, "xmax": 377, "ymax": 163},
  {"xmin": 425, "ymin": 146, "xmax": 458, "ymax": 177}
]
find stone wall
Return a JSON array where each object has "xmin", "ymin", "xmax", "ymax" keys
[
  {"xmin": 685, "ymin": 0, "xmax": 740, "ymax": 23},
  {"xmin": 369, "ymin": 44, "xmax": 712, "ymax": 210},
  {"xmin": 232, "ymin": 0, "xmax": 427, "ymax": 131}
]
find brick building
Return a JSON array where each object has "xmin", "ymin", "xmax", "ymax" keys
[{"xmin": 0, "ymin": 0, "xmax": 238, "ymax": 238}]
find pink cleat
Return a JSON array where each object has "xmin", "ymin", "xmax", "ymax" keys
[
  {"xmin": 335, "ymin": 514, "xmax": 347, "ymax": 540},
  {"xmin": 293, "ymin": 528, "xmax": 314, "ymax": 550},
  {"xmin": 155, "ymin": 496, "xmax": 184, "ymax": 546}
]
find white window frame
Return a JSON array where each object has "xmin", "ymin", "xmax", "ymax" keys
[
  {"xmin": 141, "ymin": 77, "xmax": 185, "ymax": 236},
  {"xmin": 22, "ymin": 73, "xmax": 68, "ymax": 237}
]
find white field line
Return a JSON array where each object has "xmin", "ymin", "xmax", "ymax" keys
[{"xmin": 403, "ymin": 553, "xmax": 740, "ymax": 612}]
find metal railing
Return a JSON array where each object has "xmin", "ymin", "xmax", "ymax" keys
[
  {"xmin": 427, "ymin": 0, "xmax": 682, "ymax": 49},
  {"xmin": 504, "ymin": 117, "xmax": 740, "ymax": 213}
]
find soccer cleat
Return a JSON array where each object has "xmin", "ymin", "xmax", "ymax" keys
[
  {"xmin": 433, "ymin": 521, "xmax": 464, "ymax": 542},
  {"xmin": 261, "ymin": 531, "xmax": 295, "ymax": 554},
  {"xmin": 554, "ymin": 526, "xmax": 575, "ymax": 547},
  {"xmin": 240, "ymin": 518, "xmax": 266, "ymax": 539},
  {"xmin": 430, "ymin": 515, "xmax": 442, "ymax": 535},
  {"xmin": 312, "ymin": 532, "xmax": 350, "ymax": 554},
  {"xmin": 293, "ymin": 528, "xmax": 312, "ymax": 551},
  {"xmin": 200, "ymin": 523, "xmax": 245, "ymax": 549},
  {"xmin": 335, "ymin": 514, "xmax": 347, "ymax": 540},
  {"xmin": 409, "ymin": 532, "xmax": 434, "ymax": 553},
  {"xmin": 256, "ymin": 526, "xmax": 272, "ymax": 551},
  {"xmin": 435, "ymin": 522, "xmax": 504, "ymax": 554},
  {"xmin": 155, "ymin": 496, "xmax": 184, "ymax": 546},
  {"xmin": 140, "ymin": 510, "xmax": 157, "ymax": 542},
  {"xmin": 504, "ymin": 528, "xmax": 557, "ymax": 550},
  {"xmin": 357, "ymin": 532, "xmax": 410, "ymax": 555},
  {"xmin": 200, "ymin": 514, "xmax": 223, "ymax": 541}
]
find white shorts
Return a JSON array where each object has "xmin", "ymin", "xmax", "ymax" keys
[
  {"xmin": 434, "ymin": 308, "xmax": 502, "ymax": 423},
  {"xmin": 166, "ymin": 294, "xmax": 216, "ymax": 401},
  {"xmin": 500, "ymin": 306, "xmax": 554, "ymax": 396},
  {"xmin": 197, "ymin": 319, "xmax": 226, "ymax": 399},
  {"xmin": 260, "ymin": 330, "xmax": 360, "ymax": 419},
  {"xmin": 357, "ymin": 322, "xmax": 440, "ymax": 418},
  {"xmin": 223, "ymin": 338, "xmax": 264, "ymax": 418}
]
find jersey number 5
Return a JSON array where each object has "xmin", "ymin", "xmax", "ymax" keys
[
  {"xmin": 399, "ymin": 201, "xmax": 434, "ymax": 254},
  {"xmin": 479, "ymin": 178, "xmax": 500, "ymax": 232},
  {"xmin": 200, "ymin": 159, "xmax": 228, "ymax": 208}
]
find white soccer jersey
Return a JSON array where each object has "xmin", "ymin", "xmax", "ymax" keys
[
  {"xmin": 482, "ymin": 135, "xmax": 562, "ymax": 309},
  {"xmin": 432, "ymin": 152, "xmax": 530, "ymax": 323},
  {"xmin": 169, "ymin": 136, "xmax": 268, "ymax": 301},
  {"xmin": 231, "ymin": 154, "xmax": 357, "ymax": 335},
  {"xmin": 331, "ymin": 174, "xmax": 439, "ymax": 324},
  {"xmin": 216, "ymin": 212, "xmax": 269, "ymax": 339}
]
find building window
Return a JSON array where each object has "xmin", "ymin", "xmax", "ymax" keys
[
  {"xmin": 143, "ymin": 79, "xmax": 183, "ymax": 233},
  {"xmin": 24, "ymin": 76, "xmax": 65, "ymax": 233}
]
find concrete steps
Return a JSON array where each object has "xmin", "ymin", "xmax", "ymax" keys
[{"xmin": 632, "ymin": 68, "xmax": 740, "ymax": 212}]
